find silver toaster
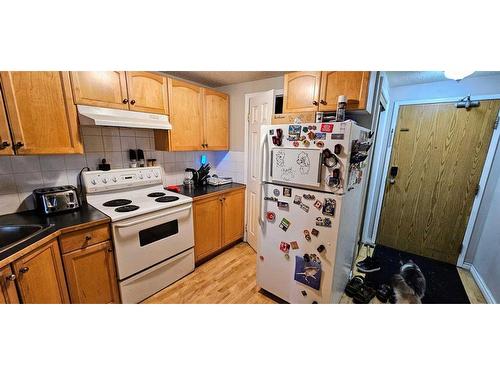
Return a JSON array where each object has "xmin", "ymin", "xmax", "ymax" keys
[{"xmin": 33, "ymin": 185, "xmax": 80, "ymax": 215}]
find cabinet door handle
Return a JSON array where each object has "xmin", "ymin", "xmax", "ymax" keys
[
  {"xmin": 14, "ymin": 142, "xmax": 24, "ymax": 149},
  {"xmin": 122, "ymin": 98, "xmax": 129, "ymax": 104},
  {"xmin": 130, "ymin": 99, "xmax": 136, "ymax": 105},
  {"xmin": 320, "ymin": 100, "xmax": 327, "ymax": 105},
  {"xmin": 107, "ymin": 247, "xmax": 113, "ymax": 253},
  {"xmin": 85, "ymin": 235, "xmax": 92, "ymax": 241},
  {"xmin": 0, "ymin": 141, "xmax": 10, "ymax": 149},
  {"xmin": 6, "ymin": 274, "xmax": 16, "ymax": 281},
  {"xmin": 19, "ymin": 267, "xmax": 29, "ymax": 274},
  {"xmin": 312, "ymin": 101, "xmax": 319, "ymax": 106}
]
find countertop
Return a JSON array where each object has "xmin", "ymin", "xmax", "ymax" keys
[
  {"xmin": 0, "ymin": 203, "xmax": 109, "ymax": 267},
  {"xmin": 174, "ymin": 183, "xmax": 246, "ymax": 201}
]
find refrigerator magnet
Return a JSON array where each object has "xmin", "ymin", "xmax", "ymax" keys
[
  {"xmin": 284, "ymin": 253, "xmax": 290, "ymax": 260},
  {"xmin": 314, "ymin": 200, "xmax": 323, "ymax": 209},
  {"xmin": 277, "ymin": 201, "xmax": 289, "ymax": 209},
  {"xmin": 288, "ymin": 125, "xmax": 302, "ymax": 140},
  {"xmin": 273, "ymin": 188, "xmax": 280, "ymax": 196},
  {"xmin": 315, "ymin": 132, "xmax": 326, "ymax": 140},
  {"xmin": 294, "ymin": 254, "xmax": 322, "ymax": 290},
  {"xmin": 317, "ymin": 244, "xmax": 326, "ymax": 253},
  {"xmin": 321, "ymin": 123, "xmax": 334, "ymax": 133},
  {"xmin": 290, "ymin": 241, "xmax": 299, "ymax": 250},
  {"xmin": 331, "ymin": 133, "xmax": 345, "ymax": 140},
  {"xmin": 303, "ymin": 140, "xmax": 310, "ymax": 147},
  {"xmin": 303, "ymin": 194, "xmax": 315, "ymax": 200},
  {"xmin": 299, "ymin": 203, "xmax": 310, "ymax": 213},
  {"xmin": 266, "ymin": 211, "xmax": 276, "ymax": 222},
  {"xmin": 322, "ymin": 198, "xmax": 336, "ymax": 216},
  {"xmin": 302, "ymin": 126, "xmax": 309, "ymax": 133},
  {"xmin": 280, "ymin": 241, "xmax": 290, "ymax": 253},
  {"xmin": 279, "ymin": 218, "xmax": 291, "ymax": 231},
  {"xmin": 307, "ymin": 131, "xmax": 316, "ymax": 140},
  {"xmin": 303, "ymin": 230, "xmax": 311, "ymax": 241},
  {"xmin": 264, "ymin": 196, "xmax": 278, "ymax": 201},
  {"xmin": 315, "ymin": 217, "xmax": 332, "ymax": 227},
  {"xmin": 293, "ymin": 141, "xmax": 300, "ymax": 147},
  {"xmin": 316, "ymin": 141, "xmax": 325, "ymax": 148},
  {"xmin": 283, "ymin": 187, "xmax": 292, "ymax": 197},
  {"xmin": 293, "ymin": 195, "xmax": 302, "ymax": 204},
  {"xmin": 311, "ymin": 228, "xmax": 319, "ymax": 236}
]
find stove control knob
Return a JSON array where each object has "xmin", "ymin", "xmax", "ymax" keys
[
  {"xmin": 138, "ymin": 173, "xmax": 144, "ymax": 179},
  {"xmin": 102, "ymin": 178, "xmax": 108, "ymax": 184},
  {"xmin": 153, "ymin": 171, "xmax": 159, "ymax": 177},
  {"xmin": 112, "ymin": 177, "xmax": 118, "ymax": 183},
  {"xmin": 91, "ymin": 179, "xmax": 97, "ymax": 185},
  {"xmin": 146, "ymin": 173, "xmax": 151, "ymax": 178}
]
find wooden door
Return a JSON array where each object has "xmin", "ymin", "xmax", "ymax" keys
[
  {"xmin": 193, "ymin": 195, "xmax": 222, "ymax": 262},
  {"xmin": 377, "ymin": 100, "xmax": 500, "ymax": 264},
  {"xmin": 203, "ymin": 88, "xmax": 229, "ymax": 150},
  {"xmin": 12, "ymin": 239, "xmax": 70, "ymax": 303},
  {"xmin": 0, "ymin": 265, "xmax": 19, "ymax": 304},
  {"xmin": 222, "ymin": 189, "xmax": 245, "ymax": 247},
  {"xmin": 283, "ymin": 71, "xmax": 321, "ymax": 112},
  {"xmin": 63, "ymin": 241, "xmax": 120, "ymax": 304},
  {"xmin": 126, "ymin": 72, "xmax": 169, "ymax": 114},
  {"xmin": 319, "ymin": 71, "xmax": 370, "ymax": 111},
  {"xmin": 70, "ymin": 71, "xmax": 129, "ymax": 110},
  {"xmin": 0, "ymin": 71, "xmax": 83, "ymax": 154},
  {"xmin": 156, "ymin": 78, "xmax": 204, "ymax": 151},
  {"xmin": 0, "ymin": 87, "xmax": 13, "ymax": 155}
]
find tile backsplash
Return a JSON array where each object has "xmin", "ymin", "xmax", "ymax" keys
[{"xmin": 0, "ymin": 125, "xmax": 245, "ymax": 215}]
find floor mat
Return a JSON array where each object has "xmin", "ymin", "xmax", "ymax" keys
[{"xmin": 364, "ymin": 245, "xmax": 470, "ymax": 304}]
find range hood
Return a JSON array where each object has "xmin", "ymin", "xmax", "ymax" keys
[{"xmin": 77, "ymin": 105, "xmax": 172, "ymax": 130}]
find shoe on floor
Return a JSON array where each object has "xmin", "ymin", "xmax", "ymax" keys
[
  {"xmin": 353, "ymin": 284, "xmax": 376, "ymax": 304},
  {"xmin": 357, "ymin": 256, "xmax": 381, "ymax": 273},
  {"xmin": 345, "ymin": 275, "xmax": 365, "ymax": 298},
  {"xmin": 376, "ymin": 284, "xmax": 393, "ymax": 303}
]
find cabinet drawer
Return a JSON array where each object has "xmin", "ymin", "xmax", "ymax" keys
[{"xmin": 59, "ymin": 224, "xmax": 111, "ymax": 254}]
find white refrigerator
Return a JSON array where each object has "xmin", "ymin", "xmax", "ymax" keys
[{"xmin": 256, "ymin": 120, "xmax": 371, "ymax": 303}]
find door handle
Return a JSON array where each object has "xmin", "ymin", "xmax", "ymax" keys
[
  {"xmin": 114, "ymin": 204, "xmax": 191, "ymax": 228},
  {"xmin": 389, "ymin": 166, "xmax": 398, "ymax": 184}
]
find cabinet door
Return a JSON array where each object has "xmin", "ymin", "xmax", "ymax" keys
[
  {"xmin": 319, "ymin": 71, "xmax": 370, "ymax": 111},
  {"xmin": 203, "ymin": 88, "xmax": 229, "ymax": 150},
  {"xmin": 160, "ymin": 78, "xmax": 204, "ymax": 151},
  {"xmin": 193, "ymin": 195, "xmax": 222, "ymax": 262},
  {"xmin": 0, "ymin": 265, "xmax": 19, "ymax": 304},
  {"xmin": 70, "ymin": 71, "xmax": 129, "ymax": 110},
  {"xmin": 126, "ymin": 72, "xmax": 169, "ymax": 115},
  {"xmin": 0, "ymin": 71, "xmax": 83, "ymax": 154},
  {"xmin": 12, "ymin": 239, "xmax": 70, "ymax": 304},
  {"xmin": 63, "ymin": 241, "xmax": 120, "ymax": 304},
  {"xmin": 222, "ymin": 189, "xmax": 245, "ymax": 247},
  {"xmin": 0, "ymin": 87, "xmax": 13, "ymax": 155},
  {"xmin": 283, "ymin": 71, "xmax": 321, "ymax": 112}
]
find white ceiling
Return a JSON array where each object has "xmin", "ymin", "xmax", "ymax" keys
[
  {"xmin": 163, "ymin": 71, "xmax": 286, "ymax": 87},
  {"xmin": 386, "ymin": 71, "xmax": 500, "ymax": 87}
]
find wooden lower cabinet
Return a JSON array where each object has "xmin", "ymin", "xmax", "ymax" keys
[
  {"xmin": 12, "ymin": 239, "xmax": 70, "ymax": 304},
  {"xmin": 0, "ymin": 265, "xmax": 19, "ymax": 304},
  {"xmin": 193, "ymin": 188, "xmax": 245, "ymax": 263},
  {"xmin": 63, "ymin": 241, "xmax": 120, "ymax": 304},
  {"xmin": 222, "ymin": 189, "xmax": 245, "ymax": 246}
]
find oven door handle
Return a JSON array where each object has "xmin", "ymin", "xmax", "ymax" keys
[{"xmin": 114, "ymin": 205, "xmax": 192, "ymax": 229}]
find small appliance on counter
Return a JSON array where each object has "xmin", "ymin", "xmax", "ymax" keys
[
  {"xmin": 207, "ymin": 176, "xmax": 233, "ymax": 186},
  {"xmin": 184, "ymin": 163, "xmax": 211, "ymax": 187},
  {"xmin": 33, "ymin": 185, "xmax": 80, "ymax": 215}
]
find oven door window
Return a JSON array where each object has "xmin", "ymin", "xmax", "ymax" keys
[{"xmin": 139, "ymin": 220, "xmax": 179, "ymax": 247}]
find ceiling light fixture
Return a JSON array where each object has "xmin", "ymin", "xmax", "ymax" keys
[{"xmin": 444, "ymin": 70, "xmax": 474, "ymax": 81}]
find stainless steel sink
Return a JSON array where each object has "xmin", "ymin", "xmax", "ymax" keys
[{"xmin": 0, "ymin": 224, "xmax": 54, "ymax": 255}]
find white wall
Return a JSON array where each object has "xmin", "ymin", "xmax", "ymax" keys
[{"xmin": 217, "ymin": 76, "xmax": 283, "ymax": 152}]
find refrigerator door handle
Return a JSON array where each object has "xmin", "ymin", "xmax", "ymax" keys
[
  {"xmin": 259, "ymin": 132, "xmax": 269, "ymax": 227},
  {"xmin": 259, "ymin": 182, "xmax": 266, "ymax": 226}
]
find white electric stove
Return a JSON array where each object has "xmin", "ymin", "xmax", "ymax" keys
[{"xmin": 82, "ymin": 167, "xmax": 195, "ymax": 303}]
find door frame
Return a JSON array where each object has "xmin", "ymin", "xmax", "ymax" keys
[
  {"xmin": 243, "ymin": 89, "xmax": 277, "ymax": 248},
  {"xmin": 371, "ymin": 94, "xmax": 500, "ymax": 268}
]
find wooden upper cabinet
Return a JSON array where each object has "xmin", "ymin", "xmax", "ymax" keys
[
  {"xmin": 0, "ymin": 71, "xmax": 83, "ymax": 155},
  {"xmin": 204, "ymin": 88, "xmax": 229, "ymax": 150},
  {"xmin": 222, "ymin": 189, "xmax": 245, "ymax": 247},
  {"xmin": 0, "ymin": 87, "xmax": 13, "ymax": 155},
  {"xmin": 126, "ymin": 72, "xmax": 169, "ymax": 115},
  {"xmin": 70, "ymin": 71, "xmax": 129, "ymax": 110},
  {"xmin": 0, "ymin": 265, "xmax": 19, "ymax": 304},
  {"xmin": 319, "ymin": 71, "xmax": 370, "ymax": 111},
  {"xmin": 158, "ymin": 78, "xmax": 204, "ymax": 151},
  {"xmin": 12, "ymin": 239, "xmax": 70, "ymax": 304},
  {"xmin": 283, "ymin": 71, "xmax": 321, "ymax": 112},
  {"xmin": 63, "ymin": 241, "xmax": 120, "ymax": 304}
]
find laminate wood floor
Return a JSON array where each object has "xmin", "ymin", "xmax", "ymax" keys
[{"xmin": 143, "ymin": 243, "xmax": 486, "ymax": 304}]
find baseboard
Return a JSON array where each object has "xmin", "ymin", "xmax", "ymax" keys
[{"xmin": 469, "ymin": 264, "xmax": 496, "ymax": 304}]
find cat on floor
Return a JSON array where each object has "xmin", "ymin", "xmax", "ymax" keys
[{"xmin": 391, "ymin": 260, "xmax": 426, "ymax": 304}]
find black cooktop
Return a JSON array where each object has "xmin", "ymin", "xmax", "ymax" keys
[
  {"xmin": 103, "ymin": 199, "xmax": 132, "ymax": 207},
  {"xmin": 115, "ymin": 205, "xmax": 140, "ymax": 212},
  {"xmin": 147, "ymin": 192, "xmax": 166, "ymax": 198},
  {"xmin": 155, "ymin": 196, "xmax": 180, "ymax": 203}
]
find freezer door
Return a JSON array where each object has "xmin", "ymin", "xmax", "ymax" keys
[
  {"xmin": 270, "ymin": 147, "xmax": 322, "ymax": 187},
  {"xmin": 256, "ymin": 183, "xmax": 344, "ymax": 303}
]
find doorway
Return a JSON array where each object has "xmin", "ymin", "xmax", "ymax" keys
[{"xmin": 377, "ymin": 99, "xmax": 500, "ymax": 264}]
